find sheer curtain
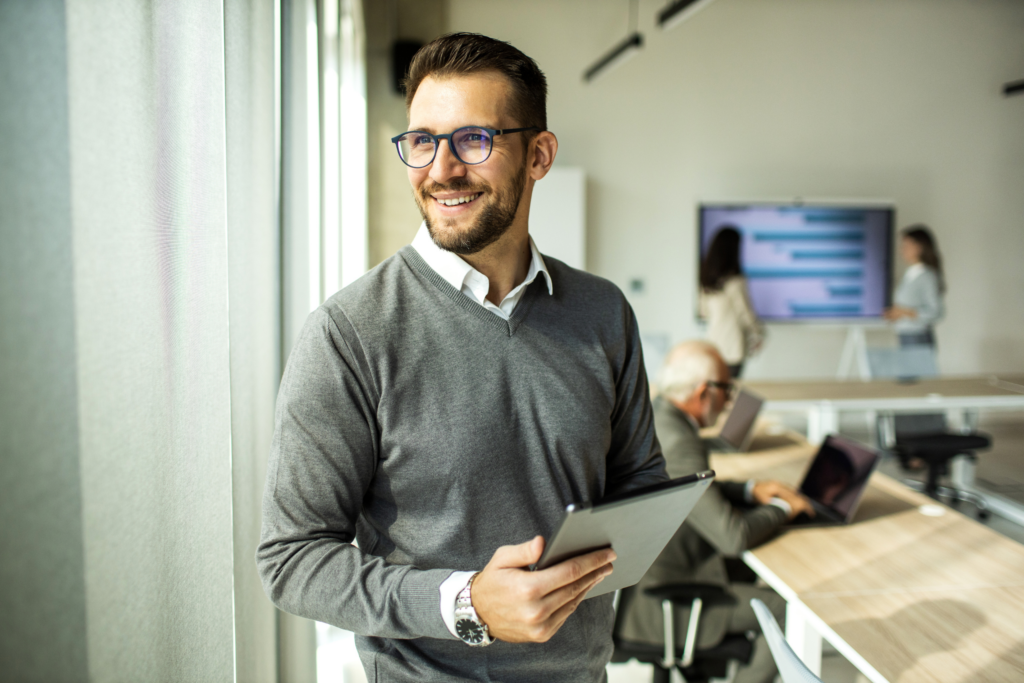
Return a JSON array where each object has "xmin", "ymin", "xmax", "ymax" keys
[{"xmin": 0, "ymin": 0, "xmax": 365, "ymax": 680}]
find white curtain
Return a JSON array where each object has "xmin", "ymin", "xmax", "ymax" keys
[{"xmin": 0, "ymin": 0, "xmax": 365, "ymax": 680}]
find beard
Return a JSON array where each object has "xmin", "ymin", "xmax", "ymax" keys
[{"xmin": 415, "ymin": 162, "xmax": 528, "ymax": 255}]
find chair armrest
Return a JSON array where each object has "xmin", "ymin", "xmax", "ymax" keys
[{"xmin": 644, "ymin": 583, "xmax": 737, "ymax": 608}]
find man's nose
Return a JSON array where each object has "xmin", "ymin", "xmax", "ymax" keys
[{"xmin": 428, "ymin": 139, "xmax": 467, "ymax": 184}]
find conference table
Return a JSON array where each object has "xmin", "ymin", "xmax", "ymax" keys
[
  {"xmin": 743, "ymin": 374, "xmax": 1024, "ymax": 443},
  {"xmin": 741, "ymin": 374, "xmax": 1024, "ymax": 524},
  {"xmin": 710, "ymin": 432, "xmax": 1024, "ymax": 683}
]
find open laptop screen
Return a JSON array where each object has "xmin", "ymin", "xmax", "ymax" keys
[
  {"xmin": 799, "ymin": 435, "xmax": 880, "ymax": 521},
  {"xmin": 718, "ymin": 389, "xmax": 763, "ymax": 448}
]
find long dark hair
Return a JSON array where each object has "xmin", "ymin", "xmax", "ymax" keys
[
  {"xmin": 700, "ymin": 226, "xmax": 743, "ymax": 291},
  {"xmin": 902, "ymin": 225, "xmax": 945, "ymax": 294}
]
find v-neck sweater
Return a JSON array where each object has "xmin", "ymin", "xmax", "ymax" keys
[{"xmin": 258, "ymin": 246, "xmax": 667, "ymax": 682}]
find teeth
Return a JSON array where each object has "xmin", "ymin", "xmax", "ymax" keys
[{"xmin": 437, "ymin": 193, "xmax": 481, "ymax": 206}]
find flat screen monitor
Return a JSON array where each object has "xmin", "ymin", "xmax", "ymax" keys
[{"xmin": 698, "ymin": 203, "xmax": 894, "ymax": 321}]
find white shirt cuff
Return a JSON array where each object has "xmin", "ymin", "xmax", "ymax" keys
[
  {"xmin": 439, "ymin": 571, "xmax": 477, "ymax": 638},
  {"xmin": 744, "ymin": 479, "xmax": 756, "ymax": 504},
  {"xmin": 768, "ymin": 497, "xmax": 792, "ymax": 516}
]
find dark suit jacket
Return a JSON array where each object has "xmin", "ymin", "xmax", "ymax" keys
[{"xmin": 618, "ymin": 397, "xmax": 786, "ymax": 648}]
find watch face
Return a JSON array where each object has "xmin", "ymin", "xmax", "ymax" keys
[{"xmin": 456, "ymin": 618, "xmax": 484, "ymax": 644}]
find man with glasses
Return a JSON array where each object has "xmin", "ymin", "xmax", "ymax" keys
[
  {"xmin": 618, "ymin": 340, "xmax": 813, "ymax": 683},
  {"xmin": 258, "ymin": 33, "xmax": 667, "ymax": 681}
]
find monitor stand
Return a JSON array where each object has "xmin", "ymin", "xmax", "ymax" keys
[{"xmin": 837, "ymin": 326, "xmax": 870, "ymax": 380}]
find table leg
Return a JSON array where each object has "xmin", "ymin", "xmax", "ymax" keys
[
  {"xmin": 951, "ymin": 454, "xmax": 975, "ymax": 489},
  {"xmin": 785, "ymin": 601, "xmax": 823, "ymax": 675},
  {"xmin": 877, "ymin": 412, "xmax": 896, "ymax": 450},
  {"xmin": 807, "ymin": 404, "xmax": 837, "ymax": 444}
]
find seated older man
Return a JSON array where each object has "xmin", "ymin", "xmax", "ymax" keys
[{"xmin": 618, "ymin": 340, "xmax": 812, "ymax": 683}]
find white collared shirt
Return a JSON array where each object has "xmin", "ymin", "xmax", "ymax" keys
[
  {"xmin": 411, "ymin": 222, "xmax": 554, "ymax": 638},
  {"xmin": 411, "ymin": 223, "xmax": 552, "ymax": 320}
]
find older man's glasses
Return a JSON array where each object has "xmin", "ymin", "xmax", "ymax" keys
[
  {"xmin": 391, "ymin": 126, "xmax": 541, "ymax": 168},
  {"xmin": 707, "ymin": 380, "xmax": 737, "ymax": 399}
]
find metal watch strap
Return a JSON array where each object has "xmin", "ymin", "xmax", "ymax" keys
[{"xmin": 454, "ymin": 572, "xmax": 494, "ymax": 646}]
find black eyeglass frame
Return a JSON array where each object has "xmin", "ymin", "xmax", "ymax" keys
[
  {"xmin": 707, "ymin": 380, "xmax": 737, "ymax": 398},
  {"xmin": 390, "ymin": 126, "xmax": 542, "ymax": 168}
]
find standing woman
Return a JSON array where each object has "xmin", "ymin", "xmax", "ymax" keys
[
  {"xmin": 884, "ymin": 225, "xmax": 945, "ymax": 347},
  {"xmin": 699, "ymin": 226, "xmax": 764, "ymax": 378}
]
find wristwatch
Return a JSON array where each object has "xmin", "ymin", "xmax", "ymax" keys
[{"xmin": 454, "ymin": 572, "xmax": 494, "ymax": 646}]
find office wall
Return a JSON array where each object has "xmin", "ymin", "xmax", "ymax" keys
[
  {"xmin": 365, "ymin": 0, "xmax": 447, "ymax": 266},
  {"xmin": 447, "ymin": 0, "xmax": 1024, "ymax": 377}
]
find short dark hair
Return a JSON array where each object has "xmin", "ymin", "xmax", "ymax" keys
[
  {"xmin": 403, "ymin": 33, "xmax": 548, "ymax": 132},
  {"xmin": 699, "ymin": 226, "xmax": 743, "ymax": 291}
]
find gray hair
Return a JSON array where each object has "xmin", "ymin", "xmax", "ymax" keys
[{"xmin": 657, "ymin": 340, "xmax": 723, "ymax": 402}]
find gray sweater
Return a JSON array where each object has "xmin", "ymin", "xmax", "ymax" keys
[{"xmin": 257, "ymin": 246, "xmax": 667, "ymax": 682}]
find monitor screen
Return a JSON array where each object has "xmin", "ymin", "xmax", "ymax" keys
[{"xmin": 699, "ymin": 203, "xmax": 894, "ymax": 321}]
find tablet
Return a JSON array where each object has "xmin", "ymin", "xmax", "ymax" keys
[{"xmin": 533, "ymin": 471, "xmax": 715, "ymax": 598}]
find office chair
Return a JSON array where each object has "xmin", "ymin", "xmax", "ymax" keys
[
  {"xmin": 877, "ymin": 411, "xmax": 992, "ymax": 519},
  {"xmin": 750, "ymin": 598, "xmax": 823, "ymax": 683},
  {"xmin": 868, "ymin": 346, "xmax": 991, "ymax": 519},
  {"xmin": 611, "ymin": 584, "xmax": 754, "ymax": 683},
  {"xmin": 889, "ymin": 427, "xmax": 991, "ymax": 519}
]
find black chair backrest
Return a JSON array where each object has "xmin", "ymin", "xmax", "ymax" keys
[
  {"xmin": 612, "ymin": 585, "xmax": 637, "ymax": 640},
  {"xmin": 894, "ymin": 413, "xmax": 947, "ymax": 438}
]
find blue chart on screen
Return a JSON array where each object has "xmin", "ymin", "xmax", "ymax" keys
[{"xmin": 699, "ymin": 204, "xmax": 893, "ymax": 321}]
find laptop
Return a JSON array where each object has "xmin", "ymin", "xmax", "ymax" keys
[
  {"xmin": 788, "ymin": 434, "xmax": 881, "ymax": 527},
  {"xmin": 704, "ymin": 388, "xmax": 764, "ymax": 452}
]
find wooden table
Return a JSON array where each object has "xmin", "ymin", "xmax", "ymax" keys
[{"xmin": 711, "ymin": 432, "xmax": 1024, "ymax": 683}]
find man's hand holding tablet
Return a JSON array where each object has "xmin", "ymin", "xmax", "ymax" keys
[{"xmin": 473, "ymin": 537, "xmax": 616, "ymax": 643}]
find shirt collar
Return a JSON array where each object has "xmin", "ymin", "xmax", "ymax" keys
[
  {"xmin": 906, "ymin": 263, "xmax": 926, "ymax": 281},
  {"xmin": 411, "ymin": 222, "xmax": 553, "ymax": 298}
]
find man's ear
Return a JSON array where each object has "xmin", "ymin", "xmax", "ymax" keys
[
  {"xmin": 696, "ymin": 381, "xmax": 709, "ymax": 401},
  {"xmin": 528, "ymin": 131, "xmax": 558, "ymax": 181}
]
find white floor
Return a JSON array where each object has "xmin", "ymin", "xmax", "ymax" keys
[
  {"xmin": 606, "ymin": 648, "xmax": 872, "ymax": 682},
  {"xmin": 317, "ymin": 628, "xmax": 871, "ymax": 683},
  {"xmin": 316, "ymin": 623, "xmax": 367, "ymax": 683}
]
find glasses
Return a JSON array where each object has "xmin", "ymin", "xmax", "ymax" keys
[
  {"xmin": 391, "ymin": 126, "xmax": 541, "ymax": 168},
  {"xmin": 707, "ymin": 380, "xmax": 736, "ymax": 398}
]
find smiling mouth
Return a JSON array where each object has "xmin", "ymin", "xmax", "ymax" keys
[{"xmin": 433, "ymin": 192, "xmax": 482, "ymax": 207}]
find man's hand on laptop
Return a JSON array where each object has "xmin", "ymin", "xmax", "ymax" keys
[
  {"xmin": 751, "ymin": 480, "xmax": 795, "ymax": 505},
  {"xmin": 752, "ymin": 480, "xmax": 815, "ymax": 520},
  {"xmin": 776, "ymin": 490, "xmax": 815, "ymax": 520},
  {"xmin": 472, "ymin": 536, "xmax": 615, "ymax": 643}
]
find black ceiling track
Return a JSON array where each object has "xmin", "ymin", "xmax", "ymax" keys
[{"xmin": 1003, "ymin": 79, "xmax": 1024, "ymax": 97}]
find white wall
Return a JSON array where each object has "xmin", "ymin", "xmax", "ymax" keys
[
  {"xmin": 448, "ymin": 0, "xmax": 1024, "ymax": 377},
  {"xmin": 529, "ymin": 166, "xmax": 587, "ymax": 270},
  {"xmin": 365, "ymin": 0, "xmax": 447, "ymax": 266}
]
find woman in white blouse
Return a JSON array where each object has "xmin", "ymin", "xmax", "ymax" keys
[
  {"xmin": 884, "ymin": 225, "xmax": 945, "ymax": 348},
  {"xmin": 699, "ymin": 226, "xmax": 764, "ymax": 378}
]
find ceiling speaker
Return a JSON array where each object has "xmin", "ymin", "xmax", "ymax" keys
[{"xmin": 392, "ymin": 40, "xmax": 423, "ymax": 95}]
